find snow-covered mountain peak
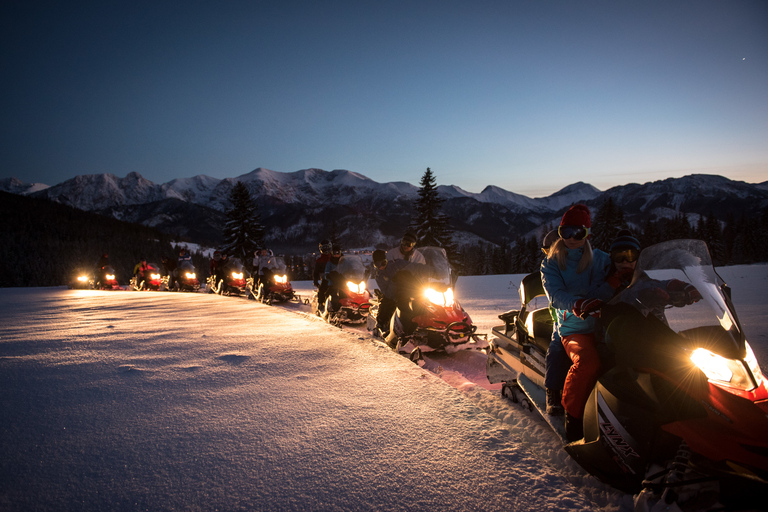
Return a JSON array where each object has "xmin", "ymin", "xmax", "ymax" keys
[
  {"xmin": 537, "ymin": 182, "xmax": 601, "ymax": 211},
  {"xmin": 0, "ymin": 177, "xmax": 49, "ymax": 195}
]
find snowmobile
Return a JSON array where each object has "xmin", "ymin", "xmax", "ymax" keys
[
  {"xmin": 487, "ymin": 239, "xmax": 768, "ymax": 510},
  {"xmin": 208, "ymin": 258, "xmax": 247, "ymax": 296},
  {"xmin": 130, "ymin": 263, "xmax": 163, "ymax": 291},
  {"xmin": 68, "ymin": 268, "xmax": 93, "ymax": 289},
  {"xmin": 94, "ymin": 266, "xmax": 120, "ymax": 290},
  {"xmin": 248, "ymin": 256, "xmax": 301, "ymax": 305},
  {"xmin": 311, "ymin": 254, "xmax": 372, "ymax": 325},
  {"xmin": 166, "ymin": 260, "xmax": 200, "ymax": 292},
  {"xmin": 383, "ymin": 247, "xmax": 488, "ymax": 363}
]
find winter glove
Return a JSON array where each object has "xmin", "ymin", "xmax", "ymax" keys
[
  {"xmin": 606, "ymin": 267, "xmax": 634, "ymax": 290},
  {"xmin": 638, "ymin": 286, "xmax": 670, "ymax": 307},
  {"xmin": 313, "ymin": 280, "xmax": 319, "ymax": 288},
  {"xmin": 666, "ymin": 279, "xmax": 702, "ymax": 306},
  {"xmin": 573, "ymin": 298, "xmax": 603, "ymax": 319}
]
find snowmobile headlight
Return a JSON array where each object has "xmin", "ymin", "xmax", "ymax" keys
[
  {"xmin": 185, "ymin": 272, "xmax": 196, "ymax": 279},
  {"xmin": 347, "ymin": 281, "xmax": 366, "ymax": 294},
  {"xmin": 232, "ymin": 272, "xmax": 243, "ymax": 280},
  {"xmin": 77, "ymin": 275, "xmax": 88, "ymax": 282},
  {"xmin": 151, "ymin": 273, "xmax": 161, "ymax": 280},
  {"xmin": 690, "ymin": 348, "xmax": 755, "ymax": 391},
  {"xmin": 274, "ymin": 275, "xmax": 288, "ymax": 284},
  {"xmin": 106, "ymin": 274, "xmax": 115, "ymax": 280},
  {"xmin": 425, "ymin": 287, "xmax": 454, "ymax": 307}
]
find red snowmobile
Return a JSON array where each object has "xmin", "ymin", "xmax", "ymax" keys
[{"xmin": 385, "ymin": 247, "xmax": 488, "ymax": 363}]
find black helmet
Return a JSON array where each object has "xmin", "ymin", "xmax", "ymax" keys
[{"xmin": 319, "ymin": 240, "xmax": 332, "ymax": 254}]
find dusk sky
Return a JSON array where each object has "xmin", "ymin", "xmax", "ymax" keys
[{"xmin": 1, "ymin": 1, "xmax": 766, "ymax": 197}]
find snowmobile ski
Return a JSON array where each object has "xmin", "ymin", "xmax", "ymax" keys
[{"xmin": 516, "ymin": 374, "xmax": 567, "ymax": 442}]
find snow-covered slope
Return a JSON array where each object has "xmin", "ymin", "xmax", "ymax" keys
[{"xmin": 2, "ymin": 264, "xmax": 766, "ymax": 511}]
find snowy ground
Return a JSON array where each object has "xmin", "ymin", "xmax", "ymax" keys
[{"xmin": 1, "ymin": 264, "xmax": 766, "ymax": 511}]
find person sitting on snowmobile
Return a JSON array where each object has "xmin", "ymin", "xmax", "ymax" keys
[
  {"xmin": 541, "ymin": 229, "xmax": 570, "ymax": 417},
  {"xmin": 133, "ymin": 257, "xmax": 150, "ymax": 278},
  {"xmin": 371, "ymin": 249, "xmax": 409, "ymax": 337},
  {"xmin": 388, "ymin": 231, "xmax": 426, "ymax": 264},
  {"xmin": 324, "ymin": 246, "xmax": 345, "ymax": 312},
  {"xmin": 313, "ymin": 240, "xmax": 333, "ymax": 311},
  {"xmin": 541, "ymin": 205, "xmax": 613, "ymax": 442},
  {"xmin": 252, "ymin": 248, "xmax": 273, "ymax": 289}
]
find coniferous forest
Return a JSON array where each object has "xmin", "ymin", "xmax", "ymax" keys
[
  {"xmin": 455, "ymin": 198, "xmax": 768, "ymax": 276},
  {"xmin": 3, "ymin": 186, "xmax": 767, "ymax": 287},
  {"xmin": 0, "ymin": 191, "xmax": 182, "ymax": 287}
]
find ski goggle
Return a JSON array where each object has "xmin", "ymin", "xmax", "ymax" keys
[
  {"xmin": 401, "ymin": 241, "xmax": 416, "ymax": 248},
  {"xmin": 611, "ymin": 248, "xmax": 639, "ymax": 264},
  {"xmin": 374, "ymin": 259, "xmax": 388, "ymax": 269},
  {"xmin": 558, "ymin": 225, "xmax": 590, "ymax": 240}
]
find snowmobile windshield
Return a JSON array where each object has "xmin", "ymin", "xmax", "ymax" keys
[
  {"xmin": 419, "ymin": 247, "xmax": 451, "ymax": 285},
  {"xmin": 264, "ymin": 257, "xmax": 286, "ymax": 273},
  {"xmin": 226, "ymin": 258, "xmax": 244, "ymax": 271},
  {"xmin": 178, "ymin": 261, "xmax": 195, "ymax": 272},
  {"xmin": 147, "ymin": 263, "xmax": 160, "ymax": 272},
  {"xmin": 336, "ymin": 256, "xmax": 366, "ymax": 282},
  {"xmin": 610, "ymin": 239, "xmax": 745, "ymax": 356}
]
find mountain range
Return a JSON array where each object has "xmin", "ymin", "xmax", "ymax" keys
[{"xmin": 2, "ymin": 169, "xmax": 767, "ymax": 251}]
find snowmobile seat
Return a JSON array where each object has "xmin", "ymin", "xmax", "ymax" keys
[
  {"xmin": 520, "ymin": 271, "xmax": 547, "ymax": 306},
  {"xmin": 528, "ymin": 308, "xmax": 554, "ymax": 353}
]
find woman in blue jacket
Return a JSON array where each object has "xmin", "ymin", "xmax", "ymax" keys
[{"xmin": 541, "ymin": 204, "xmax": 612, "ymax": 442}]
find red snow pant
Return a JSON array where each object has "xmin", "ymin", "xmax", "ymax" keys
[{"xmin": 561, "ymin": 332, "xmax": 601, "ymax": 419}]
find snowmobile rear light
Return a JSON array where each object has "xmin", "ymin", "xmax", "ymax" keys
[
  {"xmin": 690, "ymin": 348, "xmax": 755, "ymax": 391},
  {"xmin": 185, "ymin": 272, "xmax": 196, "ymax": 279},
  {"xmin": 151, "ymin": 273, "xmax": 161, "ymax": 280},
  {"xmin": 275, "ymin": 274, "xmax": 288, "ymax": 284},
  {"xmin": 347, "ymin": 281, "xmax": 366, "ymax": 294},
  {"xmin": 232, "ymin": 272, "xmax": 244, "ymax": 280},
  {"xmin": 425, "ymin": 287, "xmax": 454, "ymax": 307}
]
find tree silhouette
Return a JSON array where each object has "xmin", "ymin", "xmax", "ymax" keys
[
  {"xmin": 410, "ymin": 168, "xmax": 456, "ymax": 258},
  {"xmin": 221, "ymin": 182, "xmax": 264, "ymax": 264}
]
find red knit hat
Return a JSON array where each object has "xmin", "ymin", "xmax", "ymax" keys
[{"xmin": 560, "ymin": 204, "xmax": 591, "ymax": 228}]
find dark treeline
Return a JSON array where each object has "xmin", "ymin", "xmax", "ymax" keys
[
  {"xmin": 0, "ymin": 191, "xmax": 184, "ymax": 287},
  {"xmin": 456, "ymin": 199, "xmax": 768, "ymax": 276}
]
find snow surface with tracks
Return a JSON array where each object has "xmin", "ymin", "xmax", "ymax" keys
[{"xmin": 1, "ymin": 264, "xmax": 766, "ymax": 511}]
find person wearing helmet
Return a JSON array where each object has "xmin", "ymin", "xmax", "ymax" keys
[
  {"xmin": 133, "ymin": 256, "xmax": 149, "ymax": 279},
  {"xmin": 323, "ymin": 246, "xmax": 345, "ymax": 312},
  {"xmin": 313, "ymin": 240, "xmax": 334, "ymax": 311},
  {"xmin": 387, "ymin": 231, "xmax": 426, "ymax": 264}
]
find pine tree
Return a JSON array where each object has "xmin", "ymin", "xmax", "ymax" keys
[
  {"xmin": 221, "ymin": 182, "xmax": 264, "ymax": 263},
  {"xmin": 591, "ymin": 197, "xmax": 626, "ymax": 251},
  {"xmin": 410, "ymin": 168, "xmax": 456, "ymax": 256}
]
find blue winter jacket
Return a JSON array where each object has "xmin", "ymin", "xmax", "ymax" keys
[{"xmin": 540, "ymin": 247, "xmax": 612, "ymax": 336}]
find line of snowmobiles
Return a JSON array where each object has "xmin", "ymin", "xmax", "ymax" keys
[{"xmin": 486, "ymin": 239, "xmax": 768, "ymax": 511}]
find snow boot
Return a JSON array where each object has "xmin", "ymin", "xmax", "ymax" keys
[
  {"xmin": 546, "ymin": 388, "xmax": 564, "ymax": 416},
  {"xmin": 565, "ymin": 413, "xmax": 584, "ymax": 443}
]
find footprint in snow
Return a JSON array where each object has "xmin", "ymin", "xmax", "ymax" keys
[{"xmin": 217, "ymin": 354, "xmax": 250, "ymax": 364}]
